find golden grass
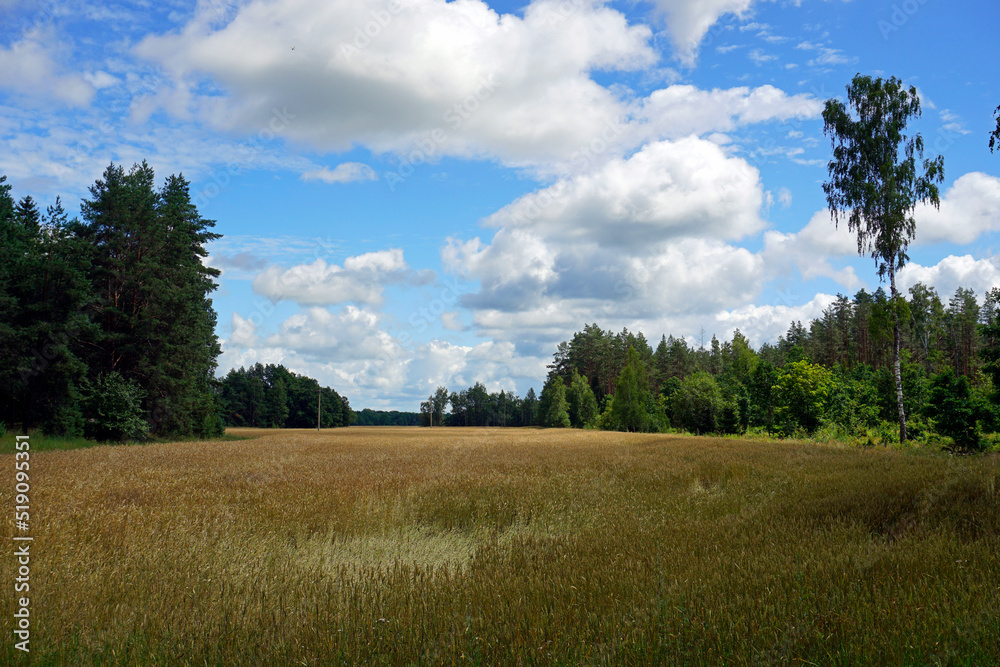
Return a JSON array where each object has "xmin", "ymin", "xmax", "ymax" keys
[{"xmin": 2, "ymin": 427, "xmax": 999, "ymax": 665}]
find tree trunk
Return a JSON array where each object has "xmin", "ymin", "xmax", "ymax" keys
[{"xmin": 890, "ymin": 268, "xmax": 907, "ymax": 443}]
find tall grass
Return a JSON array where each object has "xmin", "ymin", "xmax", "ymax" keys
[{"xmin": 2, "ymin": 427, "xmax": 998, "ymax": 665}]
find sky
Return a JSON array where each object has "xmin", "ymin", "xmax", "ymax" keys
[{"xmin": 2, "ymin": 0, "xmax": 1000, "ymax": 411}]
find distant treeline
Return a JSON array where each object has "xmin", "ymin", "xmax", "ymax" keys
[
  {"xmin": 425, "ymin": 285, "xmax": 1000, "ymax": 451},
  {"xmin": 353, "ymin": 409, "xmax": 421, "ymax": 426},
  {"xmin": 219, "ymin": 363, "xmax": 353, "ymax": 429},
  {"xmin": 0, "ymin": 165, "xmax": 225, "ymax": 440}
]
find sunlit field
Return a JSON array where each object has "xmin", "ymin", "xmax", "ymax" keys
[{"xmin": 3, "ymin": 427, "xmax": 999, "ymax": 665}]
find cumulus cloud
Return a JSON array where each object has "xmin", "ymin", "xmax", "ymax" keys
[
  {"xmin": 131, "ymin": 0, "xmax": 827, "ymax": 174},
  {"xmin": 762, "ymin": 209, "xmax": 861, "ymax": 288},
  {"xmin": 218, "ymin": 305, "xmax": 549, "ymax": 408},
  {"xmin": 628, "ymin": 84, "xmax": 822, "ymax": 152},
  {"xmin": 134, "ymin": 0, "xmax": 655, "ymax": 168},
  {"xmin": 301, "ymin": 162, "xmax": 378, "ymax": 184},
  {"xmin": 252, "ymin": 248, "xmax": 433, "ymax": 306},
  {"xmin": 898, "ymin": 255, "xmax": 1000, "ymax": 299},
  {"xmin": 914, "ymin": 172, "xmax": 1000, "ymax": 246},
  {"xmin": 443, "ymin": 136, "xmax": 768, "ymax": 331},
  {"xmin": 649, "ymin": 0, "xmax": 755, "ymax": 66},
  {"xmin": 219, "ymin": 305, "xmax": 410, "ymax": 398},
  {"xmin": 714, "ymin": 292, "xmax": 839, "ymax": 346},
  {"xmin": 484, "ymin": 137, "xmax": 766, "ymax": 244}
]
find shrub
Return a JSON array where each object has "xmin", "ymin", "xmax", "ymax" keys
[
  {"xmin": 925, "ymin": 368, "xmax": 983, "ymax": 453},
  {"xmin": 773, "ymin": 360, "xmax": 833, "ymax": 436},
  {"xmin": 83, "ymin": 372, "xmax": 149, "ymax": 442},
  {"xmin": 671, "ymin": 371, "xmax": 724, "ymax": 435}
]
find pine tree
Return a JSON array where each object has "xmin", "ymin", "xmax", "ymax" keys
[{"xmin": 79, "ymin": 163, "xmax": 223, "ymax": 437}]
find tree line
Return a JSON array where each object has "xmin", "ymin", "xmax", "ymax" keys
[
  {"xmin": 423, "ymin": 283, "xmax": 1000, "ymax": 452},
  {"xmin": 1, "ymin": 164, "xmax": 225, "ymax": 440},
  {"xmin": 218, "ymin": 363, "xmax": 354, "ymax": 429},
  {"xmin": 354, "ymin": 409, "xmax": 421, "ymax": 426}
]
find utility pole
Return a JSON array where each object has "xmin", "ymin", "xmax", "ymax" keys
[{"xmin": 317, "ymin": 385, "xmax": 321, "ymax": 431}]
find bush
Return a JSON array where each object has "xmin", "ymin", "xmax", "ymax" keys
[
  {"xmin": 925, "ymin": 368, "xmax": 983, "ymax": 453},
  {"xmin": 773, "ymin": 360, "xmax": 833, "ymax": 436},
  {"xmin": 671, "ymin": 372, "xmax": 724, "ymax": 435},
  {"xmin": 83, "ymin": 372, "xmax": 149, "ymax": 442}
]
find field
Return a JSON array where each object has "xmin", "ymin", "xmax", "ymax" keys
[{"xmin": 2, "ymin": 427, "xmax": 1000, "ymax": 665}]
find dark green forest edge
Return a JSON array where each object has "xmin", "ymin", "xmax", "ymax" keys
[
  {"xmin": 424, "ymin": 306, "xmax": 1000, "ymax": 453},
  {"xmin": 0, "ymin": 163, "xmax": 352, "ymax": 446}
]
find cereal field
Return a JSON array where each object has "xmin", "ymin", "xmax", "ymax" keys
[{"xmin": 2, "ymin": 427, "xmax": 999, "ymax": 665}]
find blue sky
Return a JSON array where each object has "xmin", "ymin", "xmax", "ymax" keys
[{"xmin": 2, "ymin": 0, "xmax": 999, "ymax": 410}]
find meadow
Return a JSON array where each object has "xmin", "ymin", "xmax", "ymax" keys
[{"xmin": 2, "ymin": 427, "xmax": 999, "ymax": 665}]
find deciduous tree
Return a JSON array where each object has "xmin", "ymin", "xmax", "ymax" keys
[{"xmin": 823, "ymin": 74, "xmax": 944, "ymax": 442}]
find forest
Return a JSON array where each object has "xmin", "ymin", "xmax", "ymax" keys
[
  {"xmin": 0, "ymin": 164, "xmax": 353, "ymax": 441},
  {"xmin": 218, "ymin": 363, "xmax": 354, "ymax": 429},
  {"xmin": 423, "ymin": 284, "xmax": 1000, "ymax": 452},
  {"xmin": 0, "ymin": 164, "xmax": 224, "ymax": 440}
]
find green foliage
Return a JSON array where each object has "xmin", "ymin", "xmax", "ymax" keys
[
  {"xmin": 356, "ymin": 409, "xmax": 421, "ymax": 426},
  {"xmin": 822, "ymin": 74, "xmax": 943, "ymax": 280},
  {"xmin": 671, "ymin": 371, "xmax": 724, "ymax": 435},
  {"xmin": 219, "ymin": 363, "xmax": 352, "ymax": 429},
  {"xmin": 566, "ymin": 371, "xmax": 599, "ymax": 428},
  {"xmin": 0, "ymin": 164, "xmax": 230, "ymax": 442},
  {"xmin": 826, "ymin": 366, "xmax": 881, "ymax": 435},
  {"xmin": 823, "ymin": 74, "xmax": 944, "ymax": 444},
  {"xmin": 608, "ymin": 347, "xmax": 656, "ymax": 432},
  {"xmin": 746, "ymin": 360, "xmax": 778, "ymax": 430},
  {"xmin": 925, "ymin": 368, "xmax": 983, "ymax": 452},
  {"xmin": 981, "ymin": 292, "xmax": 1000, "ymax": 415},
  {"xmin": 83, "ymin": 372, "xmax": 149, "ymax": 442},
  {"xmin": 773, "ymin": 361, "xmax": 834, "ymax": 436},
  {"xmin": 540, "ymin": 377, "xmax": 571, "ymax": 428}
]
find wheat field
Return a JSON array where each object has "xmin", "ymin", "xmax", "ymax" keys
[{"xmin": 2, "ymin": 427, "xmax": 999, "ymax": 665}]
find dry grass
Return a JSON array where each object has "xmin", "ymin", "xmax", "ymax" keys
[{"xmin": 2, "ymin": 427, "xmax": 999, "ymax": 665}]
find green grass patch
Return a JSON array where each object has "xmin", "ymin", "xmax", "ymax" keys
[{"xmin": 0, "ymin": 429, "xmax": 253, "ymax": 455}]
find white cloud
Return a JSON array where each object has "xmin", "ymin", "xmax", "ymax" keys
[
  {"xmin": 441, "ymin": 311, "xmax": 464, "ymax": 331},
  {"xmin": 301, "ymin": 162, "xmax": 378, "ymax": 184},
  {"xmin": 914, "ymin": 172, "xmax": 1000, "ymax": 245},
  {"xmin": 134, "ymin": 0, "xmax": 656, "ymax": 169},
  {"xmin": 483, "ymin": 137, "xmax": 766, "ymax": 245},
  {"xmin": 219, "ymin": 305, "xmax": 410, "ymax": 399},
  {"xmin": 762, "ymin": 209, "xmax": 861, "ymax": 288},
  {"xmin": 251, "ymin": 248, "xmax": 430, "ymax": 306},
  {"xmin": 444, "ymin": 136, "xmax": 769, "ymax": 332},
  {"xmin": 748, "ymin": 48, "xmax": 776, "ymax": 65},
  {"xmin": 898, "ymin": 255, "xmax": 1000, "ymax": 299},
  {"xmin": 715, "ymin": 293, "xmax": 839, "ymax": 346},
  {"xmin": 632, "ymin": 84, "xmax": 822, "ymax": 143},
  {"xmin": 0, "ymin": 28, "xmax": 94, "ymax": 106},
  {"xmin": 650, "ymin": 0, "xmax": 755, "ymax": 66},
  {"xmin": 218, "ymin": 305, "xmax": 550, "ymax": 408},
  {"xmin": 939, "ymin": 109, "xmax": 971, "ymax": 135},
  {"xmin": 230, "ymin": 312, "xmax": 259, "ymax": 347}
]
